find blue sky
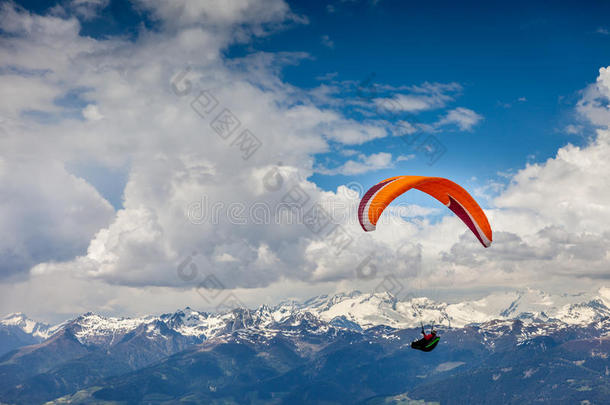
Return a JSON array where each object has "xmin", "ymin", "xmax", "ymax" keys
[{"xmin": 1, "ymin": 0, "xmax": 609, "ymax": 320}]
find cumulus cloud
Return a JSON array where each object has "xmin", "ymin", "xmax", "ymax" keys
[
  {"xmin": 436, "ymin": 74, "xmax": 610, "ymax": 287},
  {"xmin": 1, "ymin": 1, "xmax": 609, "ymax": 319},
  {"xmin": 0, "ymin": 158, "xmax": 114, "ymax": 281},
  {"xmin": 494, "ymin": 135, "xmax": 610, "ymax": 236},
  {"xmin": 0, "ymin": 1, "xmax": 392, "ymax": 293},
  {"xmin": 577, "ymin": 66, "xmax": 610, "ymax": 128}
]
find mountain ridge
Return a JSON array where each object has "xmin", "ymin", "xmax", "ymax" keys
[
  {"xmin": 1, "ymin": 288, "xmax": 608, "ymax": 404},
  {"xmin": 2, "ymin": 287, "xmax": 610, "ymax": 350}
]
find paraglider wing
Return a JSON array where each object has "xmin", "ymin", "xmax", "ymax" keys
[{"xmin": 358, "ymin": 176, "xmax": 492, "ymax": 247}]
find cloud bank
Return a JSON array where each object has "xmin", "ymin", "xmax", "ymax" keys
[{"xmin": 0, "ymin": 2, "xmax": 608, "ymax": 320}]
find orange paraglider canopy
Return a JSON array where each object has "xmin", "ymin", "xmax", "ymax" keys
[{"xmin": 358, "ymin": 176, "xmax": 492, "ymax": 247}]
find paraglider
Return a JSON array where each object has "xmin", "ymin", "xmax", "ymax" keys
[
  {"xmin": 411, "ymin": 324, "xmax": 440, "ymax": 352},
  {"xmin": 357, "ymin": 175, "xmax": 493, "ymax": 353},
  {"xmin": 358, "ymin": 175, "xmax": 492, "ymax": 247}
]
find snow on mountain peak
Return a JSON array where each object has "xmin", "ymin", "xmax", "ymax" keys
[
  {"xmin": 160, "ymin": 308, "xmax": 227, "ymax": 340},
  {"xmin": 553, "ymin": 299, "xmax": 610, "ymax": 325},
  {"xmin": 2, "ymin": 288, "xmax": 609, "ymax": 346},
  {"xmin": 0, "ymin": 312, "xmax": 58, "ymax": 339},
  {"xmin": 68, "ymin": 312, "xmax": 154, "ymax": 345},
  {"xmin": 1, "ymin": 312, "xmax": 29, "ymax": 325},
  {"xmin": 295, "ymin": 289, "xmax": 610, "ymax": 329}
]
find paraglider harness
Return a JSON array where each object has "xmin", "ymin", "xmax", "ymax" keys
[{"xmin": 411, "ymin": 323, "xmax": 440, "ymax": 352}]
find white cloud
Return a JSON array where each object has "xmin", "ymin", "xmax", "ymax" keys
[
  {"xmin": 577, "ymin": 67, "xmax": 610, "ymax": 128},
  {"xmin": 0, "ymin": 158, "xmax": 114, "ymax": 280},
  {"xmin": 564, "ymin": 124, "xmax": 582, "ymax": 135},
  {"xmin": 596, "ymin": 27, "xmax": 609, "ymax": 35},
  {"xmin": 374, "ymin": 94, "xmax": 436, "ymax": 112},
  {"xmin": 339, "ymin": 148, "xmax": 359, "ymax": 157},
  {"xmin": 395, "ymin": 154, "xmax": 414, "ymax": 162},
  {"xmin": 317, "ymin": 152, "xmax": 393, "ymax": 175},
  {"xmin": 439, "ymin": 119, "xmax": 610, "ymax": 286},
  {"xmin": 315, "ymin": 72, "xmax": 338, "ymax": 81},
  {"xmin": 0, "ymin": 74, "xmax": 60, "ymax": 118},
  {"xmin": 368, "ymin": 83, "xmax": 483, "ymax": 134},
  {"xmin": 437, "ymin": 107, "xmax": 483, "ymax": 131},
  {"xmin": 315, "ymin": 152, "xmax": 411, "ymax": 176},
  {"xmin": 321, "ymin": 34, "xmax": 334, "ymax": 49},
  {"xmin": 438, "ymin": 68, "xmax": 610, "ymax": 284},
  {"xmin": 82, "ymin": 104, "xmax": 103, "ymax": 120},
  {"xmin": 494, "ymin": 131, "xmax": 610, "ymax": 236},
  {"xmin": 0, "ymin": 2, "xmax": 393, "ymax": 294},
  {"xmin": 323, "ymin": 121, "xmax": 388, "ymax": 144},
  {"xmin": 66, "ymin": 0, "xmax": 110, "ymax": 20},
  {"xmin": 135, "ymin": 0, "xmax": 300, "ymax": 30},
  {"xmin": 372, "ymin": 82, "xmax": 461, "ymax": 114}
]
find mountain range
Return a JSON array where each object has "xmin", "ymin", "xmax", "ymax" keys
[{"xmin": 1, "ymin": 288, "xmax": 609, "ymax": 404}]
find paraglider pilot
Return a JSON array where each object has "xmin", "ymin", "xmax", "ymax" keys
[
  {"xmin": 422, "ymin": 326, "xmax": 437, "ymax": 341},
  {"xmin": 411, "ymin": 324, "xmax": 440, "ymax": 352}
]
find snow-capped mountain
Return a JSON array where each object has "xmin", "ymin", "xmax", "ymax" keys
[
  {"xmin": 2, "ymin": 289, "xmax": 609, "ymax": 404},
  {"xmin": 3, "ymin": 288, "xmax": 609, "ymax": 350},
  {"xmin": 290, "ymin": 287, "xmax": 610, "ymax": 330},
  {"xmin": 0, "ymin": 313, "xmax": 61, "ymax": 340},
  {"xmin": 0, "ymin": 313, "xmax": 65, "ymax": 357},
  {"xmin": 63, "ymin": 312, "xmax": 156, "ymax": 346}
]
